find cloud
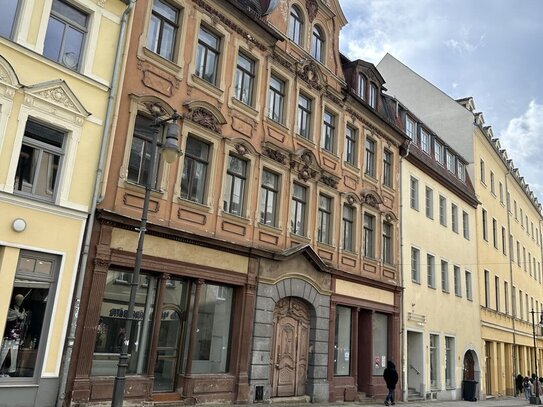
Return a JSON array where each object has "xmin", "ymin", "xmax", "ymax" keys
[
  {"xmin": 499, "ymin": 100, "xmax": 543, "ymax": 201},
  {"xmin": 444, "ymin": 26, "xmax": 486, "ymax": 55}
]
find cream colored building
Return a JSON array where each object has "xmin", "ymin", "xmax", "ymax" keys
[
  {"xmin": 378, "ymin": 53, "xmax": 543, "ymax": 398},
  {"xmin": 0, "ymin": 1, "xmax": 126, "ymax": 406},
  {"xmin": 398, "ymin": 105, "xmax": 482, "ymax": 401}
]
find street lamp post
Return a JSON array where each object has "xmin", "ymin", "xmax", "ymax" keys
[
  {"xmin": 530, "ymin": 309, "xmax": 543, "ymax": 398},
  {"xmin": 111, "ymin": 106, "xmax": 181, "ymax": 407}
]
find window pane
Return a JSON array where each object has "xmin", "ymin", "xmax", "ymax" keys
[
  {"xmin": 334, "ymin": 306, "xmax": 351, "ymax": 376},
  {"xmin": 63, "ymin": 26, "xmax": 84, "ymax": 69},
  {"xmin": 43, "ymin": 17, "xmax": 64, "ymax": 62},
  {"xmin": 191, "ymin": 284, "xmax": 232, "ymax": 373},
  {"xmin": 0, "ymin": 0, "xmax": 19, "ymax": 38},
  {"xmin": 92, "ymin": 271, "xmax": 157, "ymax": 376}
]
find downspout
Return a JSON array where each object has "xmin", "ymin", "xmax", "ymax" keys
[
  {"xmin": 399, "ymin": 138, "xmax": 411, "ymax": 402},
  {"xmin": 504, "ymin": 172, "xmax": 517, "ymax": 391},
  {"xmin": 56, "ymin": 1, "xmax": 136, "ymax": 406}
]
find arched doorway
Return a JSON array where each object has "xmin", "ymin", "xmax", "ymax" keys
[
  {"xmin": 271, "ymin": 297, "xmax": 310, "ymax": 397},
  {"xmin": 464, "ymin": 350, "xmax": 475, "ymax": 380}
]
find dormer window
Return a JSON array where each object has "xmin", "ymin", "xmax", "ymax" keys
[
  {"xmin": 446, "ymin": 150, "xmax": 455, "ymax": 173},
  {"xmin": 288, "ymin": 6, "xmax": 303, "ymax": 46},
  {"xmin": 311, "ymin": 25, "xmax": 324, "ymax": 62},
  {"xmin": 357, "ymin": 73, "xmax": 366, "ymax": 100},
  {"xmin": 434, "ymin": 140, "xmax": 444, "ymax": 164},
  {"xmin": 421, "ymin": 128, "xmax": 431, "ymax": 154},
  {"xmin": 458, "ymin": 161, "xmax": 466, "ymax": 182},
  {"xmin": 369, "ymin": 83, "xmax": 377, "ymax": 108},
  {"xmin": 405, "ymin": 116, "xmax": 415, "ymax": 141}
]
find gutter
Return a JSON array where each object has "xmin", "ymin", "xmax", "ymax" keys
[{"xmin": 56, "ymin": 1, "xmax": 136, "ymax": 405}]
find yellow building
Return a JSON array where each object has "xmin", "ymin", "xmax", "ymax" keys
[
  {"xmin": 0, "ymin": 1, "xmax": 126, "ymax": 406},
  {"xmin": 398, "ymin": 105, "xmax": 482, "ymax": 401}
]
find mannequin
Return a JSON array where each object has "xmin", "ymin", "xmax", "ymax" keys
[{"xmin": 1, "ymin": 294, "xmax": 28, "ymax": 376}]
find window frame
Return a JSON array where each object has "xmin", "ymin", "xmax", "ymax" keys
[
  {"xmin": 363, "ymin": 213, "xmax": 375, "ymax": 259},
  {"xmin": 317, "ymin": 194, "xmax": 333, "ymax": 245},
  {"xmin": 382, "ymin": 221, "xmax": 393, "ymax": 265},
  {"xmin": 342, "ymin": 204, "xmax": 355, "ymax": 252},
  {"xmin": 322, "ymin": 110, "xmax": 336, "ymax": 153},
  {"xmin": 259, "ymin": 169, "xmax": 279, "ymax": 227},
  {"xmin": 268, "ymin": 74, "xmax": 286, "ymax": 124},
  {"xmin": 180, "ymin": 135, "xmax": 210, "ymax": 204},
  {"xmin": 288, "ymin": 5, "xmax": 304, "ymax": 46},
  {"xmin": 345, "ymin": 124, "xmax": 358, "ymax": 166},
  {"xmin": 0, "ymin": 0, "xmax": 21, "ymax": 39},
  {"xmin": 222, "ymin": 154, "xmax": 248, "ymax": 216},
  {"xmin": 291, "ymin": 183, "xmax": 307, "ymax": 236},
  {"xmin": 383, "ymin": 149, "xmax": 393, "ymax": 188},
  {"xmin": 146, "ymin": 0, "xmax": 180, "ymax": 61},
  {"xmin": 311, "ymin": 25, "xmax": 325, "ymax": 63},
  {"xmin": 364, "ymin": 137, "xmax": 376, "ymax": 177},
  {"xmin": 296, "ymin": 93, "xmax": 312, "ymax": 139},
  {"xmin": 195, "ymin": 25, "xmax": 221, "ymax": 85}
]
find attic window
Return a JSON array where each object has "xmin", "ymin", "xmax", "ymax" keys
[
  {"xmin": 311, "ymin": 25, "xmax": 324, "ymax": 63},
  {"xmin": 357, "ymin": 73, "xmax": 366, "ymax": 100},
  {"xmin": 369, "ymin": 83, "xmax": 377, "ymax": 108},
  {"xmin": 288, "ymin": 6, "xmax": 303, "ymax": 46}
]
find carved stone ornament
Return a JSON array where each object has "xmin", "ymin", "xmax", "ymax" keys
[
  {"xmin": 184, "ymin": 107, "xmax": 222, "ymax": 134},
  {"xmin": 37, "ymin": 87, "xmax": 77, "ymax": 110},
  {"xmin": 298, "ymin": 61, "xmax": 322, "ymax": 91},
  {"xmin": 320, "ymin": 173, "xmax": 338, "ymax": 189},
  {"xmin": 235, "ymin": 143, "xmax": 248, "ymax": 156},
  {"xmin": 362, "ymin": 192, "xmax": 380, "ymax": 209},
  {"xmin": 346, "ymin": 195, "xmax": 355, "ymax": 205},
  {"xmin": 263, "ymin": 146, "xmax": 286, "ymax": 165},
  {"xmin": 93, "ymin": 258, "xmax": 110, "ymax": 270},
  {"xmin": 306, "ymin": 0, "xmax": 318, "ymax": 22}
]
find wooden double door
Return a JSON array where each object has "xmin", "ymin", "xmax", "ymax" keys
[{"xmin": 271, "ymin": 298, "xmax": 310, "ymax": 397}]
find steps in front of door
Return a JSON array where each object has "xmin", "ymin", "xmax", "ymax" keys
[
  {"xmin": 408, "ymin": 387, "xmax": 425, "ymax": 402},
  {"xmin": 270, "ymin": 396, "xmax": 311, "ymax": 404}
]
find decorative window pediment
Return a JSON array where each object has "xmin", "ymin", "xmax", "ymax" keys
[
  {"xmin": 0, "ymin": 55, "xmax": 20, "ymax": 100},
  {"xmin": 182, "ymin": 100, "xmax": 226, "ymax": 134},
  {"xmin": 290, "ymin": 148, "xmax": 320, "ymax": 182},
  {"xmin": 361, "ymin": 189, "xmax": 383, "ymax": 209},
  {"xmin": 23, "ymin": 80, "xmax": 90, "ymax": 125}
]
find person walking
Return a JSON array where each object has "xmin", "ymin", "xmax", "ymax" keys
[
  {"xmin": 516, "ymin": 374, "xmax": 524, "ymax": 397},
  {"xmin": 383, "ymin": 361, "xmax": 399, "ymax": 406},
  {"xmin": 523, "ymin": 376, "xmax": 532, "ymax": 400}
]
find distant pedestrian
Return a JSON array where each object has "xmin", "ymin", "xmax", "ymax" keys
[
  {"xmin": 516, "ymin": 374, "xmax": 524, "ymax": 397},
  {"xmin": 383, "ymin": 361, "xmax": 399, "ymax": 406},
  {"xmin": 524, "ymin": 376, "xmax": 532, "ymax": 400}
]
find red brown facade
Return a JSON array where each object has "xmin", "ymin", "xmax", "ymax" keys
[{"xmin": 66, "ymin": 0, "xmax": 407, "ymax": 405}]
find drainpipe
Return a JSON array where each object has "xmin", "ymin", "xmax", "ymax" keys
[
  {"xmin": 56, "ymin": 1, "xmax": 136, "ymax": 406},
  {"xmin": 398, "ymin": 139, "xmax": 411, "ymax": 402},
  {"xmin": 504, "ymin": 172, "xmax": 517, "ymax": 392}
]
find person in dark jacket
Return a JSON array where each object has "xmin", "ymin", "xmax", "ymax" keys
[
  {"xmin": 516, "ymin": 374, "xmax": 524, "ymax": 397},
  {"xmin": 383, "ymin": 361, "xmax": 399, "ymax": 406}
]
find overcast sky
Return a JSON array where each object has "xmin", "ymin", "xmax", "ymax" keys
[{"xmin": 338, "ymin": 0, "xmax": 543, "ymax": 201}]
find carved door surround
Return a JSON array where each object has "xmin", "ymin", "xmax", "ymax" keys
[{"xmin": 271, "ymin": 297, "xmax": 310, "ymax": 397}]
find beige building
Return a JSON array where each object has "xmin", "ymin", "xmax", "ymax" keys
[
  {"xmin": 398, "ymin": 104, "xmax": 482, "ymax": 401},
  {"xmin": 378, "ymin": 53, "xmax": 543, "ymax": 398},
  {"xmin": 0, "ymin": 1, "xmax": 126, "ymax": 406}
]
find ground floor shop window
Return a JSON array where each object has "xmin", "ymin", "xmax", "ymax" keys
[
  {"xmin": 91, "ymin": 270, "xmax": 157, "ymax": 376},
  {"xmin": 445, "ymin": 336, "xmax": 454, "ymax": 388},
  {"xmin": 1, "ymin": 251, "xmax": 59, "ymax": 379},
  {"xmin": 430, "ymin": 333, "xmax": 439, "ymax": 389},
  {"xmin": 334, "ymin": 306, "xmax": 351, "ymax": 376},
  {"xmin": 191, "ymin": 283, "xmax": 233, "ymax": 374},
  {"xmin": 372, "ymin": 312, "xmax": 388, "ymax": 375}
]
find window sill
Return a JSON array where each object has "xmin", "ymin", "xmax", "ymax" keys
[
  {"xmin": 340, "ymin": 249, "xmax": 358, "ymax": 257},
  {"xmin": 294, "ymin": 133, "xmax": 316, "ymax": 147},
  {"xmin": 177, "ymin": 197, "xmax": 212, "ymax": 213},
  {"xmin": 343, "ymin": 161, "xmax": 360, "ymax": 173},
  {"xmin": 383, "ymin": 184, "xmax": 395, "ymax": 193},
  {"xmin": 321, "ymin": 148, "xmax": 339, "ymax": 162},
  {"xmin": 264, "ymin": 116, "xmax": 290, "ymax": 133},
  {"xmin": 230, "ymin": 97, "xmax": 259, "ymax": 122},
  {"xmin": 289, "ymin": 232, "xmax": 310, "ymax": 243},
  {"xmin": 12, "ymin": 190, "xmax": 56, "ymax": 205},
  {"xmin": 257, "ymin": 222, "xmax": 283, "ymax": 234},
  {"xmin": 189, "ymin": 74, "xmax": 224, "ymax": 100},
  {"xmin": 316, "ymin": 241, "xmax": 335, "ymax": 250},
  {"xmin": 141, "ymin": 47, "xmax": 183, "ymax": 77},
  {"xmin": 123, "ymin": 180, "xmax": 165, "ymax": 198},
  {"xmin": 221, "ymin": 211, "xmax": 251, "ymax": 225}
]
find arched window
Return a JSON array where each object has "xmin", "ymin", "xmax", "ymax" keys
[
  {"xmin": 288, "ymin": 6, "xmax": 303, "ymax": 45},
  {"xmin": 311, "ymin": 25, "xmax": 324, "ymax": 62},
  {"xmin": 357, "ymin": 73, "xmax": 366, "ymax": 100}
]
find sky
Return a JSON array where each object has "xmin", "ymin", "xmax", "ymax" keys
[{"xmin": 338, "ymin": 0, "xmax": 543, "ymax": 201}]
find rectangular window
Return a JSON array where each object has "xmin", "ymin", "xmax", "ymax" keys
[
  {"xmin": 235, "ymin": 52, "xmax": 255, "ymax": 105},
  {"xmin": 427, "ymin": 254, "xmax": 435, "ymax": 288},
  {"xmin": 259, "ymin": 169, "xmax": 279, "ymax": 226},
  {"xmin": 519, "ymin": 290, "xmax": 523, "ymax": 320},
  {"xmin": 484, "ymin": 270, "xmax": 490, "ymax": 307},
  {"xmin": 318, "ymin": 195, "xmax": 332, "ymax": 244},
  {"xmin": 363, "ymin": 213, "xmax": 375, "ymax": 258},
  {"xmin": 462, "ymin": 211, "xmax": 469, "ymax": 240},
  {"xmin": 492, "ymin": 218, "xmax": 498, "ymax": 249},
  {"xmin": 44, "ymin": 0, "xmax": 88, "ymax": 70},
  {"xmin": 457, "ymin": 161, "xmax": 465, "ymax": 181},
  {"xmin": 411, "ymin": 247, "xmax": 420, "ymax": 283},
  {"xmin": 223, "ymin": 155, "xmax": 247, "ymax": 216},
  {"xmin": 439, "ymin": 196, "xmax": 447, "ymax": 226},
  {"xmin": 434, "ymin": 140, "xmax": 444, "ymax": 164},
  {"xmin": 430, "ymin": 334, "xmax": 439, "ymax": 389},
  {"xmin": 451, "ymin": 204, "xmax": 458, "ymax": 233},
  {"xmin": 499, "ymin": 182, "xmax": 504, "ymax": 203},
  {"xmin": 405, "ymin": 116, "xmax": 415, "ymax": 142},
  {"xmin": 441, "ymin": 260, "xmax": 449, "ymax": 293},
  {"xmin": 357, "ymin": 73, "xmax": 366, "ymax": 100},
  {"xmin": 480, "ymin": 159, "xmax": 485, "ymax": 183},
  {"xmin": 482, "ymin": 209, "xmax": 488, "ymax": 241},
  {"xmin": 517, "ymin": 241, "xmax": 521, "ymax": 267},
  {"xmin": 3, "ymin": 251, "xmax": 60, "ymax": 380},
  {"xmin": 494, "ymin": 276, "xmax": 500, "ymax": 312},
  {"xmin": 521, "ymin": 208, "xmax": 524, "ymax": 227},
  {"xmin": 501, "ymin": 227, "xmax": 507, "ymax": 255},
  {"xmin": 383, "ymin": 149, "xmax": 393, "ymax": 187},
  {"xmin": 147, "ymin": 0, "xmax": 179, "ymax": 61},
  {"xmin": 425, "ymin": 187, "xmax": 433, "ymax": 219},
  {"xmin": 410, "ymin": 177, "xmax": 419, "ymax": 210},
  {"xmin": 322, "ymin": 110, "xmax": 335, "ymax": 152},
  {"xmin": 297, "ymin": 93, "xmax": 312, "ymax": 139},
  {"xmin": 92, "ymin": 270, "xmax": 157, "ymax": 376},
  {"xmin": 507, "ymin": 192, "xmax": 511, "ymax": 211},
  {"xmin": 446, "ymin": 151, "xmax": 455, "ymax": 173},
  {"xmin": 181, "ymin": 136, "xmax": 209, "ymax": 204},
  {"xmin": 454, "ymin": 265, "xmax": 461, "ymax": 296},
  {"xmin": 365, "ymin": 138, "xmax": 376, "ymax": 177},
  {"xmin": 369, "ymin": 84, "xmax": 378, "ymax": 108},
  {"xmin": 372, "ymin": 313, "xmax": 388, "ymax": 375},
  {"xmin": 268, "ymin": 74, "xmax": 285, "ymax": 123},
  {"xmin": 345, "ymin": 125, "xmax": 357, "ymax": 166},
  {"xmin": 0, "ymin": 0, "xmax": 20, "ymax": 39},
  {"xmin": 421, "ymin": 129, "xmax": 431, "ymax": 154},
  {"xmin": 334, "ymin": 306, "xmax": 351, "ymax": 376},
  {"xmin": 342, "ymin": 205, "xmax": 355, "ymax": 252},
  {"xmin": 195, "ymin": 26, "xmax": 221, "ymax": 84},
  {"xmin": 291, "ymin": 183, "xmax": 307, "ymax": 235},
  {"xmin": 14, "ymin": 120, "xmax": 65, "ymax": 201},
  {"xmin": 382, "ymin": 222, "xmax": 393, "ymax": 265},
  {"xmin": 514, "ymin": 200, "xmax": 518, "ymax": 219},
  {"xmin": 191, "ymin": 282, "xmax": 233, "ymax": 373},
  {"xmin": 466, "ymin": 271, "xmax": 473, "ymax": 301},
  {"xmin": 490, "ymin": 171, "xmax": 495, "ymax": 194},
  {"xmin": 445, "ymin": 337, "xmax": 455, "ymax": 388},
  {"xmin": 504, "ymin": 281, "xmax": 509, "ymax": 315}
]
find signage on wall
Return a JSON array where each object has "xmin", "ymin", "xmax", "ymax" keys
[{"xmin": 375, "ymin": 356, "xmax": 380, "ymax": 367}]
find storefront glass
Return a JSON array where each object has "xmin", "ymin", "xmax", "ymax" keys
[
  {"xmin": 372, "ymin": 312, "xmax": 388, "ymax": 375},
  {"xmin": 334, "ymin": 306, "xmax": 351, "ymax": 376},
  {"xmin": 91, "ymin": 270, "xmax": 157, "ymax": 376}
]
